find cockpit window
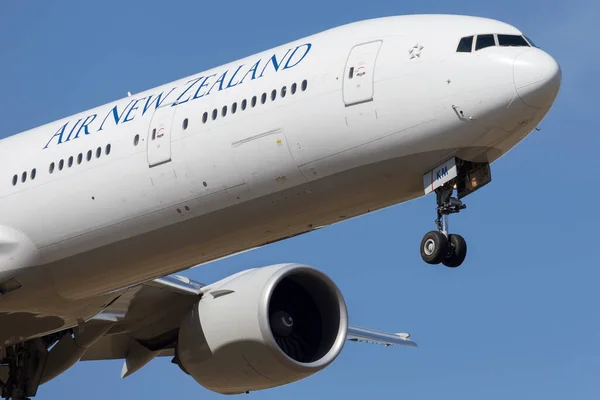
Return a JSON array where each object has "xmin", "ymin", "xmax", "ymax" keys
[
  {"xmin": 457, "ymin": 36, "xmax": 474, "ymax": 53},
  {"xmin": 524, "ymin": 36, "xmax": 538, "ymax": 48},
  {"xmin": 457, "ymin": 33, "xmax": 533, "ymax": 53},
  {"xmin": 498, "ymin": 34, "xmax": 530, "ymax": 47},
  {"xmin": 475, "ymin": 34, "xmax": 496, "ymax": 50}
]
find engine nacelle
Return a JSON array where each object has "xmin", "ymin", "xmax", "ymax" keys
[{"xmin": 177, "ymin": 263, "xmax": 348, "ymax": 394}]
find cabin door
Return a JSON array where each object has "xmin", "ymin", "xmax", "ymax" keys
[
  {"xmin": 343, "ymin": 41, "xmax": 382, "ymax": 106},
  {"xmin": 147, "ymin": 104, "xmax": 175, "ymax": 167}
]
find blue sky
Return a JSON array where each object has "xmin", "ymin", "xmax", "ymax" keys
[{"xmin": 1, "ymin": 0, "xmax": 598, "ymax": 399}]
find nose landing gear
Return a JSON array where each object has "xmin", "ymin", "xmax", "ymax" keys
[
  {"xmin": 420, "ymin": 183, "xmax": 468, "ymax": 268},
  {"xmin": 420, "ymin": 158, "xmax": 492, "ymax": 268}
]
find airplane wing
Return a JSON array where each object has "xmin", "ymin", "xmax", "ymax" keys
[
  {"xmin": 81, "ymin": 272, "xmax": 417, "ymax": 374},
  {"xmin": 347, "ymin": 326, "xmax": 417, "ymax": 348}
]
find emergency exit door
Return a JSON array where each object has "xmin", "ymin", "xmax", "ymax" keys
[
  {"xmin": 147, "ymin": 104, "xmax": 175, "ymax": 167},
  {"xmin": 343, "ymin": 41, "xmax": 382, "ymax": 106}
]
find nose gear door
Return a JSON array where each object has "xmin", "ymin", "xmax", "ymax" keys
[{"xmin": 343, "ymin": 41, "xmax": 382, "ymax": 106}]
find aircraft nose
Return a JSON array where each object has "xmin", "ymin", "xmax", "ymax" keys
[{"xmin": 514, "ymin": 49, "xmax": 561, "ymax": 109}]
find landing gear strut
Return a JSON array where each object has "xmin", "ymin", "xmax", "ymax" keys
[
  {"xmin": 420, "ymin": 158, "xmax": 492, "ymax": 268},
  {"xmin": 420, "ymin": 183, "xmax": 468, "ymax": 268},
  {"xmin": 0, "ymin": 340, "xmax": 48, "ymax": 400}
]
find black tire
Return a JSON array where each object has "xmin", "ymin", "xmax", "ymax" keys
[
  {"xmin": 442, "ymin": 234, "xmax": 467, "ymax": 268},
  {"xmin": 420, "ymin": 231, "xmax": 448, "ymax": 264}
]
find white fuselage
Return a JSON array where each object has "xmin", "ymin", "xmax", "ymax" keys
[{"xmin": 0, "ymin": 15, "xmax": 560, "ymax": 346}]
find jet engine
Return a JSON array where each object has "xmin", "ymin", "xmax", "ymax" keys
[{"xmin": 176, "ymin": 263, "xmax": 348, "ymax": 394}]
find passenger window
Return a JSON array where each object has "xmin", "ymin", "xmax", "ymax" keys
[
  {"xmin": 77, "ymin": 153, "xmax": 83, "ymax": 164},
  {"xmin": 152, "ymin": 128, "xmax": 156, "ymax": 140},
  {"xmin": 271, "ymin": 89, "xmax": 277, "ymax": 101},
  {"xmin": 49, "ymin": 162, "xmax": 55, "ymax": 174},
  {"xmin": 498, "ymin": 34, "xmax": 530, "ymax": 47},
  {"xmin": 261, "ymin": 93, "xmax": 267, "ymax": 104},
  {"xmin": 31, "ymin": 169, "xmax": 36, "ymax": 180},
  {"xmin": 301, "ymin": 80, "xmax": 308, "ymax": 91},
  {"xmin": 291, "ymin": 83, "xmax": 297, "ymax": 95},
  {"xmin": 202, "ymin": 112, "xmax": 208, "ymax": 123},
  {"xmin": 105, "ymin": 144, "xmax": 111, "ymax": 155},
  {"xmin": 281, "ymin": 86, "xmax": 287, "ymax": 98},
  {"xmin": 212, "ymin": 109, "xmax": 218, "ymax": 120},
  {"xmin": 251, "ymin": 96, "xmax": 257, "ymax": 107},
  {"xmin": 59, "ymin": 159, "xmax": 64, "ymax": 170},
  {"xmin": 134, "ymin": 134, "xmax": 140, "ymax": 146},
  {"xmin": 182, "ymin": 118, "xmax": 189, "ymax": 130},
  {"xmin": 68, "ymin": 156, "xmax": 74, "ymax": 168},
  {"xmin": 222, "ymin": 106, "xmax": 227, "ymax": 117},
  {"xmin": 349, "ymin": 67, "xmax": 354, "ymax": 79},
  {"xmin": 476, "ymin": 34, "xmax": 496, "ymax": 50},
  {"xmin": 12, "ymin": 175, "xmax": 17, "ymax": 186},
  {"xmin": 21, "ymin": 171, "xmax": 27, "ymax": 183},
  {"xmin": 241, "ymin": 99, "xmax": 247, "ymax": 110},
  {"xmin": 87, "ymin": 150, "xmax": 92, "ymax": 161},
  {"xmin": 232, "ymin": 102, "xmax": 237, "ymax": 114},
  {"xmin": 96, "ymin": 147, "xmax": 101, "ymax": 158},
  {"xmin": 457, "ymin": 36, "xmax": 474, "ymax": 52}
]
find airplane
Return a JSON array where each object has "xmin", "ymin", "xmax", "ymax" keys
[{"xmin": 0, "ymin": 13, "xmax": 560, "ymax": 400}]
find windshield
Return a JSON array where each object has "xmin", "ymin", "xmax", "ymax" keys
[{"xmin": 457, "ymin": 33, "xmax": 532, "ymax": 53}]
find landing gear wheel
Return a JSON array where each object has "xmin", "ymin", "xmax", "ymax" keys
[
  {"xmin": 420, "ymin": 231, "xmax": 448, "ymax": 265},
  {"xmin": 442, "ymin": 234, "xmax": 467, "ymax": 268}
]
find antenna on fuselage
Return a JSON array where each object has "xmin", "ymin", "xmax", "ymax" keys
[{"xmin": 127, "ymin": 92, "xmax": 132, "ymax": 97}]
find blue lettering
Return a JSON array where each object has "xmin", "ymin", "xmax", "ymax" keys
[
  {"xmin": 43, "ymin": 46, "xmax": 313, "ymax": 148},
  {"xmin": 172, "ymin": 77, "xmax": 203, "ymax": 106},
  {"xmin": 72, "ymin": 114, "xmax": 97, "ymax": 139},
  {"xmin": 124, "ymin": 97, "xmax": 145, "ymax": 123},
  {"xmin": 260, "ymin": 49, "xmax": 291, "ymax": 77},
  {"xmin": 64, "ymin": 118, "xmax": 82, "ymax": 142},
  {"xmin": 226, "ymin": 64, "xmax": 245, "ymax": 88},
  {"xmin": 283, "ymin": 43, "xmax": 312, "ymax": 70},
  {"xmin": 436, "ymin": 166, "xmax": 449, "ymax": 180},
  {"xmin": 192, "ymin": 74, "xmax": 216, "ymax": 99},
  {"xmin": 239, "ymin": 59, "xmax": 262, "ymax": 84},
  {"xmin": 99, "ymin": 99, "xmax": 135, "ymax": 131},
  {"xmin": 64, "ymin": 114, "xmax": 97, "ymax": 142},
  {"xmin": 206, "ymin": 71, "xmax": 228, "ymax": 96},
  {"xmin": 142, "ymin": 88, "xmax": 176, "ymax": 116},
  {"xmin": 43, "ymin": 122, "xmax": 69, "ymax": 149}
]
